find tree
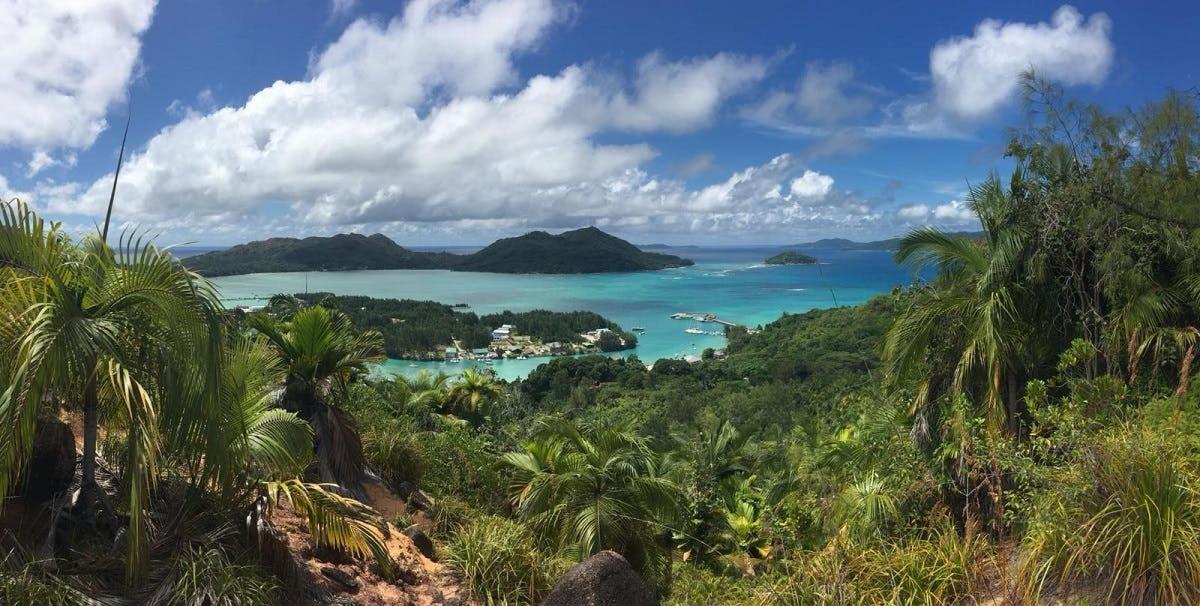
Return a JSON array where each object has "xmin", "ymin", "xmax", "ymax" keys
[
  {"xmin": 883, "ymin": 172, "xmax": 1035, "ymax": 437},
  {"xmin": 0, "ymin": 201, "xmax": 224, "ymax": 583},
  {"xmin": 503, "ymin": 418, "xmax": 680, "ymax": 586},
  {"xmin": 247, "ymin": 305, "xmax": 385, "ymax": 497},
  {"xmin": 446, "ymin": 368, "xmax": 502, "ymax": 424}
]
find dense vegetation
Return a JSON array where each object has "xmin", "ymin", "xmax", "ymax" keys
[
  {"xmin": 183, "ymin": 232, "xmax": 450, "ymax": 276},
  {"xmin": 764, "ymin": 250, "xmax": 818, "ymax": 265},
  {"xmin": 286, "ymin": 292, "xmax": 636, "ymax": 358},
  {"xmin": 452, "ymin": 226, "xmax": 693, "ymax": 273},
  {"xmin": 185, "ymin": 226, "xmax": 692, "ymax": 277},
  {"xmin": 6, "ymin": 77, "xmax": 1200, "ymax": 606}
]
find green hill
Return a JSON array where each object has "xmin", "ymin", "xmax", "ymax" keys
[
  {"xmin": 453, "ymin": 227, "xmax": 693, "ymax": 273},
  {"xmin": 182, "ymin": 233, "xmax": 449, "ymax": 277},
  {"xmin": 765, "ymin": 250, "xmax": 818, "ymax": 265},
  {"xmin": 183, "ymin": 227, "xmax": 692, "ymax": 277}
]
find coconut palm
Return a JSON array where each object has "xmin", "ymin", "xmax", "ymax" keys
[
  {"xmin": 882, "ymin": 171, "xmax": 1033, "ymax": 436},
  {"xmin": 446, "ymin": 368, "xmax": 502, "ymax": 424},
  {"xmin": 246, "ymin": 305, "xmax": 385, "ymax": 497},
  {"xmin": 503, "ymin": 418, "xmax": 680, "ymax": 585},
  {"xmin": 0, "ymin": 200, "xmax": 224, "ymax": 583}
]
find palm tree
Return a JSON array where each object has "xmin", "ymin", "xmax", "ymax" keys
[
  {"xmin": 503, "ymin": 418, "xmax": 680, "ymax": 585},
  {"xmin": 882, "ymin": 171, "xmax": 1033, "ymax": 436},
  {"xmin": 671, "ymin": 420, "xmax": 754, "ymax": 561},
  {"xmin": 0, "ymin": 201, "xmax": 224, "ymax": 583},
  {"xmin": 446, "ymin": 368, "xmax": 502, "ymax": 424},
  {"xmin": 247, "ymin": 305, "xmax": 385, "ymax": 497}
]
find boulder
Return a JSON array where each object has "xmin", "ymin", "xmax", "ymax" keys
[
  {"xmin": 15, "ymin": 415, "xmax": 76, "ymax": 502},
  {"xmin": 403, "ymin": 524, "xmax": 436, "ymax": 561},
  {"xmin": 406, "ymin": 487, "xmax": 435, "ymax": 513},
  {"xmin": 320, "ymin": 566, "xmax": 360, "ymax": 591},
  {"xmin": 540, "ymin": 550, "xmax": 657, "ymax": 606}
]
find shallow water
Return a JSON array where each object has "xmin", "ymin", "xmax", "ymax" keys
[{"xmin": 209, "ymin": 245, "xmax": 914, "ymax": 380}]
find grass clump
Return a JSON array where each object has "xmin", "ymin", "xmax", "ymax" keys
[
  {"xmin": 445, "ymin": 515, "xmax": 562, "ymax": 605},
  {"xmin": 1017, "ymin": 427, "xmax": 1200, "ymax": 605}
]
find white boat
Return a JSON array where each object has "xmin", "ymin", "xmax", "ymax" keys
[{"xmin": 685, "ymin": 327, "xmax": 705, "ymax": 335}]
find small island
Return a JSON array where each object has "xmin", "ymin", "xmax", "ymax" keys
[
  {"xmin": 270, "ymin": 293, "xmax": 638, "ymax": 361},
  {"xmin": 765, "ymin": 250, "xmax": 819, "ymax": 265}
]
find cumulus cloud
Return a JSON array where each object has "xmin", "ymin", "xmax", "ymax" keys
[
  {"xmin": 789, "ymin": 170, "xmax": 835, "ymax": 200},
  {"xmin": 46, "ymin": 0, "xmax": 791, "ymax": 239},
  {"xmin": 896, "ymin": 200, "xmax": 978, "ymax": 227},
  {"xmin": 0, "ymin": 0, "xmax": 156, "ymax": 150},
  {"xmin": 608, "ymin": 52, "xmax": 768, "ymax": 133},
  {"xmin": 745, "ymin": 5, "xmax": 1113, "ymax": 142},
  {"xmin": 930, "ymin": 6, "xmax": 1112, "ymax": 121},
  {"xmin": 744, "ymin": 61, "xmax": 875, "ymax": 130}
]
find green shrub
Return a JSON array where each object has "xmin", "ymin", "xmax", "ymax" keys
[
  {"xmin": 431, "ymin": 495, "xmax": 477, "ymax": 540},
  {"xmin": 151, "ymin": 545, "xmax": 280, "ymax": 606},
  {"xmin": 364, "ymin": 431, "xmax": 428, "ymax": 489},
  {"xmin": 1016, "ymin": 428, "xmax": 1200, "ymax": 605},
  {"xmin": 0, "ymin": 551, "xmax": 94, "ymax": 606},
  {"xmin": 445, "ymin": 515, "xmax": 562, "ymax": 605}
]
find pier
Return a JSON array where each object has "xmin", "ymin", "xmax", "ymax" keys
[{"xmin": 670, "ymin": 311, "xmax": 742, "ymax": 328}]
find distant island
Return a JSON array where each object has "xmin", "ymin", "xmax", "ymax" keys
[
  {"xmin": 279, "ymin": 293, "xmax": 637, "ymax": 360},
  {"xmin": 184, "ymin": 226, "xmax": 693, "ymax": 277},
  {"xmin": 765, "ymin": 250, "xmax": 818, "ymax": 265},
  {"xmin": 794, "ymin": 231, "xmax": 983, "ymax": 252}
]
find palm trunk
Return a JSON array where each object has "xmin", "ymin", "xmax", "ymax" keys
[
  {"xmin": 1176, "ymin": 343, "xmax": 1195, "ymax": 398},
  {"xmin": 80, "ymin": 381, "xmax": 99, "ymax": 498}
]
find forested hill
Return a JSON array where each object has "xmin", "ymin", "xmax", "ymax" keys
[
  {"xmin": 182, "ymin": 233, "xmax": 447, "ymax": 276},
  {"xmin": 453, "ymin": 226, "xmax": 693, "ymax": 273},
  {"xmin": 183, "ymin": 227, "xmax": 692, "ymax": 276}
]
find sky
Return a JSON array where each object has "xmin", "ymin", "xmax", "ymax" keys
[{"xmin": 0, "ymin": 1, "xmax": 1196, "ymax": 245}]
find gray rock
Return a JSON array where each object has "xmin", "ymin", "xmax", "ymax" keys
[
  {"xmin": 320, "ymin": 566, "xmax": 360, "ymax": 591},
  {"xmin": 403, "ymin": 524, "xmax": 437, "ymax": 561},
  {"xmin": 540, "ymin": 550, "xmax": 657, "ymax": 606},
  {"xmin": 407, "ymin": 487, "xmax": 435, "ymax": 512},
  {"xmin": 15, "ymin": 415, "xmax": 76, "ymax": 502}
]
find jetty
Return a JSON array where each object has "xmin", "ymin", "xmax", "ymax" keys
[{"xmin": 670, "ymin": 311, "xmax": 741, "ymax": 327}]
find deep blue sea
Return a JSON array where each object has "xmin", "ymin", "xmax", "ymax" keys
[{"xmin": 208, "ymin": 245, "xmax": 915, "ymax": 380}]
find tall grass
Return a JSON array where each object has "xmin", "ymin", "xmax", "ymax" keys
[
  {"xmin": 0, "ymin": 550, "xmax": 97, "ymax": 606},
  {"xmin": 445, "ymin": 515, "xmax": 563, "ymax": 605},
  {"xmin": 1016, "ymin": 428, "xmax": 1200, "ymax": 604}
]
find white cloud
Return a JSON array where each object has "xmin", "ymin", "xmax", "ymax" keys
[
  {"xmin": 744, "ymin": 61, "xmax": 874, "ymax": 129},
  {"xmin": 929, "ymin": 5, "xmax": 1113, "ymax": 121},
  {"xmin": 896, "ymin": 204, "xmax": 929, "ymax": 220},
  {"xmin": 0, "ymin": 0, "xmax": 156, "ymax": 150},
  {"xmin": 895, "ymin": 200, "xmax": 978, "ymax": 226},
  {"xmin": 46, "ymin": 0, "xmax": 796, "ymax": 239},
  {"xmin": 744, "ymin": 6, "xmax": 1113, "ymax": 142},
  {"xmin": 932, "ymin": 200, "xmax": 975, "ymax": 222},
  {"xmin": 330, "ymin": 0, "xmax": 357, "ymax": 17},
  {"xmin": 608, "ymin": 52, "xmax": 768, "ymax": 133},
  {"xmin": 789, "ymin": 170, "xmax": 834, "ymax": 200}
]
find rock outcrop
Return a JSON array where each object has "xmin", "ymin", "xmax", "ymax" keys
[{"xmin": 541, "ymin": 550, "xmax": 657, "ymax": 606}]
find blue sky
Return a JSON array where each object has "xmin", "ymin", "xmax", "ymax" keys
[{"xmin": 0, "ymin": 1, "xmax": 1196, "ymax": 245}]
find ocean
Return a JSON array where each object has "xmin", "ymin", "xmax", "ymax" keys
[{"xmin": 208, "ymin": 245, "xmax": 915, "ymax": 380}]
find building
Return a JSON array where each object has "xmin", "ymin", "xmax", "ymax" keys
[
  {"xmin": 491, "ymin": 324, "xmax": 515, "ymax": 340},
  {"xmin": 444, "ymin": 347, "xmax": 459, "ymax": 361}
]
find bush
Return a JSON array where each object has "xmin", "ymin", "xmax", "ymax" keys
[
  {"xmin": 364, "ymin": 431, "xmax": 428, "ymax": 489},
  {"xmin": 0, "ymin": 550, "xmax": 94, "ymax": 606},
  {"xmin": 445, "ymin": 515, "xmax": 563, "ymax": 605},
  {"xmin": 1016, "ymin": 428, "xmax": 1200, "ymax": 604},
  {"xmin": 153, "ymin": 545, "xmax": 280, "ymax": 606},
  {"xmin": 421, "ymin": 427, "xmax": 508, "ymax": 511},
  {"xmin": 430, "ymin": 495, "xmax": 477, "ymax": 540}
]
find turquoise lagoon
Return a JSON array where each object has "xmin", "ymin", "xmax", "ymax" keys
[{"xmin": 209, "ymin": 246, "xmax": 914, "ymax": 381}]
